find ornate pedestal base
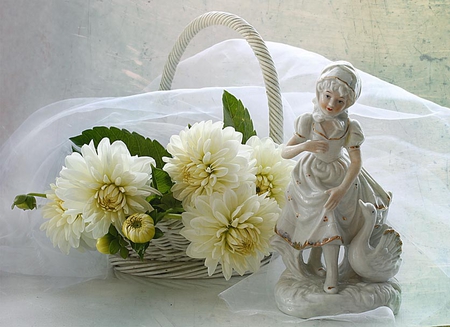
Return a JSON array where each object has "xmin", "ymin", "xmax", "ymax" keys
[{"xmin": 274, "ymin": 269, "xmax": 401, "ymax": 318}]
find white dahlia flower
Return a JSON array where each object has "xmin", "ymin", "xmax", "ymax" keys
[
  {"xmin": 163, "ymin": 120, "xmax": 256, "ymax": 206},
  {"xmin": 246, "ymin": 136, "xmax": 295, "ymax": 207},
  {"xmin": 55, "ymin": 138, "xmax": 158, "ymax": 238},
  {"xmin": 40, "ymin": 183, "xmax": 95, "ymax": 254},
  {"xmin": 180, "ymin": 185, "xmax": 280, "ymax": 280}
]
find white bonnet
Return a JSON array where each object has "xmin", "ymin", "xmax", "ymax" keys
[{"xmin": 317, "ymin": 61, "xmax": 362, "ymax": 105}]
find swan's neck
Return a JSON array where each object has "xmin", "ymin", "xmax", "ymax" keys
[{"xmin": 353, "ymin": 211, "xmax": 376, "ymax": 247}]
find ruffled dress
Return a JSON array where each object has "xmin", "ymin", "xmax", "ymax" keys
[{"xmin": 275, "ymin": 112, "xmax": 390, "ymax": 250}]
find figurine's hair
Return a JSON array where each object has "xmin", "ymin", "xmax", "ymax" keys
[{"xmin": 316, "ymin": 78, "xmax": 354, "ymax": 106}]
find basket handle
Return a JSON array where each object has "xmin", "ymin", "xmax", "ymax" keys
[{"xmin": 159, "ymin": 11, "xmax": 284, "ymax": 144}]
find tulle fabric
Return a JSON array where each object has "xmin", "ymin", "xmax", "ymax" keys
[{"xmin": 1, "ymin": 39, "xmax": 449, "ymax": 325}]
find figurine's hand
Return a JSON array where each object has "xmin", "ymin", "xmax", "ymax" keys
[
  {"xmin": 324, "ymin": 187, "xmax": 346, "ymax": 210},
  {"xmin": 304, "ymin": 140, "xmax": 329, "ymax": 153}
]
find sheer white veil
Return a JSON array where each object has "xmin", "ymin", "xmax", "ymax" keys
[{"xmin": 1, "ymin": 39, "xmax": 449, "ymax": 324}]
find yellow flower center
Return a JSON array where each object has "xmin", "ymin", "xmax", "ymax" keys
[
  {"xmin": 225, "ymin": 226, "xmax": 259, "ymax": 256},
  {"xmin": 255, "ymin": 166, "xmax": 274, "ymax": 196},
  {"xmin": 182, "ymin": 161, "xmax": 216, "ymax": 189},
  {"xmin": 54, "ymin": 198, "xmax": 65, "ymax": 213},
  {"xmin": 96, "ymin": 183, "xmax": 126, "ymax": 212},
  {"xmin": 128, "ymin": 216, "xmax": 143, "ymax": 229},
  {"xmin": 182, "ymin": 165, "xmax": 195, "ymax": 184}
]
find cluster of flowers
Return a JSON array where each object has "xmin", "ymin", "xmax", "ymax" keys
[
  {"xmin": 13, "ymin": 95, "xmax": 295, "ymax": 280},
  {"xmin": 165, "ymin": 121, "xmax": 294, "ymax": 279}
]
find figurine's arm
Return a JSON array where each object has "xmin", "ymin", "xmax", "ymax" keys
[
  {"xmin": 281, "ymin": 134, "xmax": 329, "ymax": 159},
  {"xmin": 324, "ymin": 147, "xmax": 362, "ymax": 210}
]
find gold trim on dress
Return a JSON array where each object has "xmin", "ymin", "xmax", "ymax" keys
[{"xmin": 275, "ymin": 225, "xmax": 343, "ymax": 250}]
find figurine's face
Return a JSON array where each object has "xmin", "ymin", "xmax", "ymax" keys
[{"xmin": 318, "ymin": 90, "xmax": 347, "ymax": 117}]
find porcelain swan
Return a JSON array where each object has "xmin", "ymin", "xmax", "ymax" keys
[{"xmin": 348, "ymin": 200, "xmax": 402, "ymax": 282}]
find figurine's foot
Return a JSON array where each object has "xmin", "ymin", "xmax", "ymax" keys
[
  {"xmin": 323, "ymin": 271, "xmax": 339, "ymax": 293},
  {"xmin": 322, "ymin": 244, "xmax": 339, "ymax": 294},
  {"xmin": 324, "ymin": 282, "xmax": 338, "ymax": 294}
]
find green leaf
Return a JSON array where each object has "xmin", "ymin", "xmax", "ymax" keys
[
  {"xmin": 108, "ymin": 225, "xmax": 118, "ymax": 237},
  {"xmin": 119, "ymin": 246, "xmax": 129, "ymax": 259},
  {"xmin": 151, "ymin": 166, "xmax": 173, "ymax": 194},
  {"xmin": 109, "ymin": 239, "xmax": 121, "ymax": 254},
  {"xmin": 159, "ymin": 193, "xmax": 183, "ymax": 212},
  {"xmin": 11, "ymin": 194, "xmax": 37, "ymax": 210},
  {"xmin": 153, "ymin": 227, "xmax": 164, "ymax": 240},
  {"xmin": 146, "ymin": 194, "xmax": 160, "ymax": 204},
  {"xmin": 118, "ymin": 236, "xmax": 129, "ymax": 247},
  {"xmin": 149, "ymin": 209, "xmax": 167, "ymax": 225},
  {"xmin": 130, "ymin": 242, "xmax": 150, "ymax": 261},
  {"xmin": 69, "ymin": 126, "xmax": 171, "ymax": 168},
  {"xmin": 222, "ymin": 90, "xmax": 257, "ymax": 144}
]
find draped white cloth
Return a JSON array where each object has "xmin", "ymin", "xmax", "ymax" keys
[{"xmin": 1, "ymin": 39, "xmax": 449, "ymax": 325}]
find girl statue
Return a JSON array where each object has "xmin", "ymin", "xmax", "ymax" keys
[{"xmin": 271, "ymin": 61, "xmax": 396, "ymax": 297}]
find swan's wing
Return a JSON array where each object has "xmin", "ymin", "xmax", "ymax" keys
[
  {"xmin": 370, "ymin": 229, "xmax": 403, "ymax": 272},
  {"xmin": 369, "ymin": 223, "xmax": 388, "ymax": 247},
  {"xmin": 380, "ymin": 229, "xmax": 403, "ymax": 254}
]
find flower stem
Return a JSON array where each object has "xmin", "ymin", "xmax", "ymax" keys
[
  {"xmin": 27, "ymin": 193, "xmax": 47, "ymax": 198},
  {"xmin": 163, "ymin": 213, "xmax": 182, "ymax": 220}
]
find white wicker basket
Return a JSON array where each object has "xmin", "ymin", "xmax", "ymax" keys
[{"xmin": 109, "ymin": 11, "xmax": 283, "ymax": 279}]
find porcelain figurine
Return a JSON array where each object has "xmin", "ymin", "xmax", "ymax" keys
[{"xmin": 270, "ymin": 61, "xmax": 402, "ymax": 318}]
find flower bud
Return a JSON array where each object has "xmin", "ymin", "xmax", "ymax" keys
[
  {"xmin": 11, "ymin": 194, "xmax": 37, "ymax": 210},
  {"xmin": 96, "ymin": 234, "xmax": 116, "ymax": 254},
  {"xmin": 122, "ymin": 213, "xmax": 155, "ymax": 243}
]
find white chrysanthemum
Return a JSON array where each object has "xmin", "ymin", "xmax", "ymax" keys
[
  {"xmin": 40, "ymin": 183, "xmax": 95, "ymax": 254},
  {"xmin": 55, "ymin": 138, "xmax": 158, "ymax": 238},
  {"xmin": 163, "ymin": 120, "xmax": 256, "ymax": 206},
  {"xmin": 180, "ymin": 185, "xmax": 280, "ymax": 280},
  {"xmin": 246, "ymin": 136, "xmax": 295, "ymax": 207}
]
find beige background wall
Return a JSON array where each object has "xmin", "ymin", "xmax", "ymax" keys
[{"xmin": 1, "ymin": 0, "xmax": 449, "ymax": 145}]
